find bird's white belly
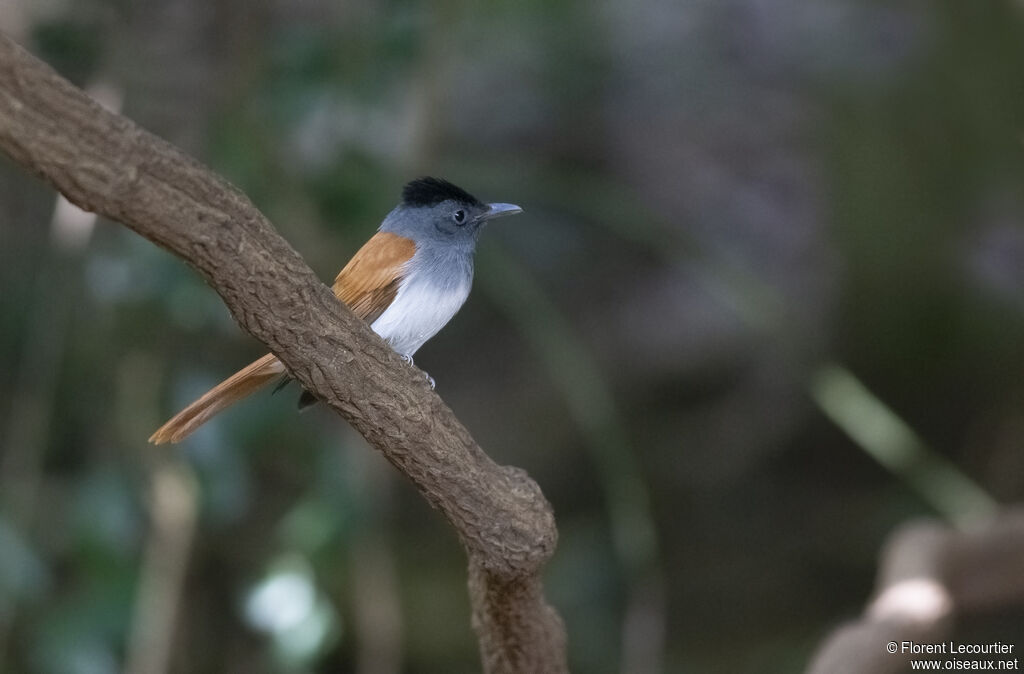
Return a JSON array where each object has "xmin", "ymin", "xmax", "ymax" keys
[{"xmin": 370, "ymin": 273, "xmax": 471, "ymax": 357}]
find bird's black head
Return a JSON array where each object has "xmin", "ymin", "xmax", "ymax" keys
[
  {"xmin": 384, "ymin": 177, "xmax": 522, "ymax": 246},
  {"xmin": 401, "ymin": 177, "xmax": 483, "ymax": 210}
]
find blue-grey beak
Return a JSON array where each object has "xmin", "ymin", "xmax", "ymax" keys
[{"xmin": 481, "ymin": 203, "xmax": 523, "ymax": 221}]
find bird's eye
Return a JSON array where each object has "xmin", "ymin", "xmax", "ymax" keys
[{"xmin": 452, "ymin": 209, "xmax": 467, "ymax": 225}]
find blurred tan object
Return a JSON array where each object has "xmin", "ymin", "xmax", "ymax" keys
[
  {"xmin": 807, "ymin": 510, "xmax": 1024, "ymax": 674},
  {"xmin": 125, "ymin": 462, "xmax": 198, "ymax": 674}
]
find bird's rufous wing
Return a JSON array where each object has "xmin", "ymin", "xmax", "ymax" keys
[
  {"xmin": 333, "ymin": 231, "xmax": 416, "ymax": 325},
  {"xmin": 150, "ymin": 231, "xmax": 416, "ymax": 444}
]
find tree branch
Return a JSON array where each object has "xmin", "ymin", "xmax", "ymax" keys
[
  {"xmin": 0, "ymin": 33, "xmax": 566, "ymax": 673},
  {"xmin": 807, "ymin": 510, "xmax": 1024, "ymax": 674}
]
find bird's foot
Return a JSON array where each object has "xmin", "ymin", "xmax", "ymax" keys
[{"xmin": 400, "ymin": 354, "xmax": 435, "ymax": 389}]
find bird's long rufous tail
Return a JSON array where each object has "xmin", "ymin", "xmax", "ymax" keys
[{"xmin": 149, "ymin": 353, "xmax": 286, "ymax": 444}]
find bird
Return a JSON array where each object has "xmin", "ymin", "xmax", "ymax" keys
[{"xmin": 149, "ymin": 177, "xmax": 522, "ymax": 444}]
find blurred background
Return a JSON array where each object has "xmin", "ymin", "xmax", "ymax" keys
[{"xmin": 2, "ymin": 0, "xmax": 1024, "ymax": 672}]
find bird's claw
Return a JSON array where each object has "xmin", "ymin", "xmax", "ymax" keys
[{"xmin": 400, "ymin": 354, "xmax": 435, "ymax": 389}]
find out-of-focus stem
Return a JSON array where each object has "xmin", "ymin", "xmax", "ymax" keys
[{"xmin": 124, "ymin": 460, "xmax": 199, "ymax": 674}]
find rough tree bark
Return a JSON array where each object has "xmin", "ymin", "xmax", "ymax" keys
[{"xmin": 0, "ymin": 34, "xmax": 568, "ymax": 673}]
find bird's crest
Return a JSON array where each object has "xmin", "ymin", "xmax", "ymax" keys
[{"xmin": 402, "ymin": 177, "xmax": 482, "ymax": 208}]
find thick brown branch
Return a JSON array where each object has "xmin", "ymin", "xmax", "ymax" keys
[{"xmin": 0, "ymin": 34, "xmax": 566, "ymax": 672}]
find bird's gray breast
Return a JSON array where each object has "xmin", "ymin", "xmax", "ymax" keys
[{"xmin": 368, "ymin": 245, "xmax": 474, "ymax": 357}]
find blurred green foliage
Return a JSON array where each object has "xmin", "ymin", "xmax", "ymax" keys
[{"xmin": 2, "ymin": 0, "xmax": 1024, "ymax": 672}]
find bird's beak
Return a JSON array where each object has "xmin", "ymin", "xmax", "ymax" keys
[{"xmin": 481, "ymin": 203, "xmax": 523, "ymax": 221}]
